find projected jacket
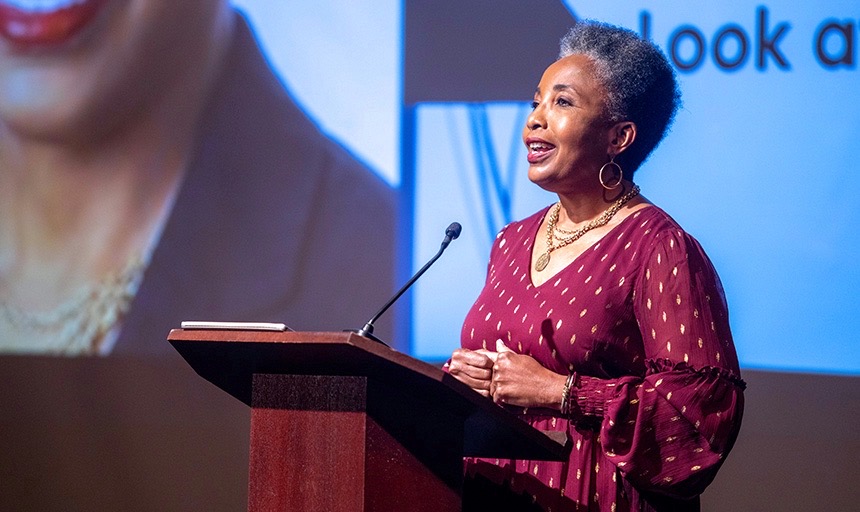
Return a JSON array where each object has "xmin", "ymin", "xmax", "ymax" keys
[{"xmin": 114, "ymin": 13, "xmax": 398, "ymax": 355}]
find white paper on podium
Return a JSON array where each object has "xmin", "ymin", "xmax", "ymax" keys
[{"xmin": 180, "ymin": 321, "xmax": 291, "ymax": 331}]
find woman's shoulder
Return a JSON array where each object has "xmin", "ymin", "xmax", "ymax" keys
[
  {"xmin": 610, "ymin": 204, "xmax": 715, "ymax": 267},
  {"xmin": 628, "ymin": 203, "xmax": 680, "ymax": 228},
  {"xmin": 628, "ymin": 204, "xmax": 718, "ymax": 271},
  {"xmin": 624, "ymin": 204, "xmax": 694, "ymax": 243}
]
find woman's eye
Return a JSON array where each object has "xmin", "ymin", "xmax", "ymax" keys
[
  {"xmin": 530, "ymin": 100, "xmax": 539, "ymax": 110},
  {"xmin": 556, "ymin": 97, "xmax": 572, "ymax": 107}
]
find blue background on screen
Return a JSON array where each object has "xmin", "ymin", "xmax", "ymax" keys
[{"xmin": 236, "ymin": 0, "xmax": 859, "ymax": 375}]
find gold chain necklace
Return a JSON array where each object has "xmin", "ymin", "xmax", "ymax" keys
[{"xmin": 534, "ymin": 185, "xmax": 640, "ymax": 272}]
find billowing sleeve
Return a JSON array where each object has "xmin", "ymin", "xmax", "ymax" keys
[{"xmin": 570, "ymin": 229, "xmax": 745, "ymax": 498}]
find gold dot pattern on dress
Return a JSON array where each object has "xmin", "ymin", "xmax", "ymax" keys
[{"xmin": 460, "ymin": 205, "xmax": 744, "ymax": 511}]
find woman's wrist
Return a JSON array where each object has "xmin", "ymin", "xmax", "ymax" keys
[{"xmin": 538, "ymin": 371, "xmax": 570, "ymax": 410}]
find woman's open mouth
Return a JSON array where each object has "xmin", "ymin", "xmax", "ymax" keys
[{"xmin": 526, "ymin": 139, "xmax": 556, "ymax": 164}]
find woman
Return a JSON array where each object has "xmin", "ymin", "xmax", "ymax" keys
[{"xmin": 448, "ymin": 21, "xmax": 745, "ymax": 511}]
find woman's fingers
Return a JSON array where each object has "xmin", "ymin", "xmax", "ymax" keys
[
  {"xmin": 450, "ymin": 370, "xmax": 492, "ymax": 395},
  {"xmin": 448, "ymin": 348, "xmax": 494, "ymax": 394},
  {"xmin": 451, "ymin": 348, "xmax": 494, "ymax": 368},
  {"xmin": 474, "ymin": 348, "xmax": 498, "ymax": 362},
  {"xmin": 451, "ymin": 363, "xmax": 492, "ymax": 381}
]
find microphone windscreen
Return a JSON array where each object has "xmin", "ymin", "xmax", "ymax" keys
[{"xmin": 446, "ymin": 222, "xmax": 462, "ymax": 240}]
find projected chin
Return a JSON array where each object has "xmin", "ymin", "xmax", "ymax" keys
[{"xmin": 0, "ymin": 0, "xmax": 223, "ymax": 140}]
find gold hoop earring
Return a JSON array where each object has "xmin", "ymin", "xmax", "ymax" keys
[{"xmin": 599, "ymin": 157, "xmax": 623, "ymax": 190}]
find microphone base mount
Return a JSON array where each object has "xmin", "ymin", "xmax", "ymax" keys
[{"xmin": 345, "ymin": 329, "xmax": 389, "ymax": 347}]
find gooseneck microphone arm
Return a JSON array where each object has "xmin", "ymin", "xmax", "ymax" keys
[{"xmin": 356, "ymin": 222, "xmax": 462, "ymax": 340}]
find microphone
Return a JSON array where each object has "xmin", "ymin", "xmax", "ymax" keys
[{"xmin": 355, "ymin": 222, "xmax": 462, "ymax": 344}]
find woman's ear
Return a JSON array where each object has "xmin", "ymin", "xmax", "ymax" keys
[{"xmin": 608, "ymin": 121, "xmax": 637, "ymax": 156}]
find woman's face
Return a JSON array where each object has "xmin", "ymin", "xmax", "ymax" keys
[
  {"xmin": 523, "ymin": 54, "xmax": 612, "ymax": 193},
  {"xmin": 0, "ymin": 0, "xmax": 228, "ymax": 141}
]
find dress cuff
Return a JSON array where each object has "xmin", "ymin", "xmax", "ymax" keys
[{"xmin": 573, "ymin": 375, "xmax": 612, "ymax": 418}]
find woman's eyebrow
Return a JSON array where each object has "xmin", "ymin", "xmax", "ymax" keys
[{"xmin": 534, "ymin": 83, "xmax": 576, "ymax": 94}]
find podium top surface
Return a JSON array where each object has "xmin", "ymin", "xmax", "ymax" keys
[
  {"xmin": 168, "ymin": 330, "xmax": 447, "ymax": 403},
  {"xmin": 168, "ymin": 329, "xmax": 567, "ymax": 461}
]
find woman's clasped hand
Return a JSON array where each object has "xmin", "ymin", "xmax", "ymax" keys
[{"xmin": 450, "ymin": 340, "xmax": 566, "ymax": 409}]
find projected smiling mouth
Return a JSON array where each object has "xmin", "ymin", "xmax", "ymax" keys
[{"xmin": 0, "ymin": 0, "xmax": 106, "ymax": 47}]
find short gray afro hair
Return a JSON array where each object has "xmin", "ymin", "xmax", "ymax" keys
[{"xmin": 559, "ymin": 20, "xmax": 681, "ymax": 175}]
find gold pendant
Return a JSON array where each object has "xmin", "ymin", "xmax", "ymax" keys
[{"xmin": 535, "ymin": 251, "xmax": 551, "ymax": 272}]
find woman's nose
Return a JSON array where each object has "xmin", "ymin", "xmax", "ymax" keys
[{"xmin": 526, "ymin": 105, "xmax": 545, "ymax": 130}]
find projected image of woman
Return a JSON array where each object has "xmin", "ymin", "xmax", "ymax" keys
[
  {"xmin": 447, "ymin": 21, "xmax": 745, "ymax": 511},
  {"xmin": 0, "ymin": 1, "xmax": 395, "ymax": 355}
]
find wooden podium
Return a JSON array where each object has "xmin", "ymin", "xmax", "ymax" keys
[{"xmin": 169, "ymin": 329, "xmax": 566, "ymax": 512}]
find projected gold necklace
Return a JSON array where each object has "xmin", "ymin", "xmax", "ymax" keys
[
  {"xmin": 534, "ymin": 185, "xmax": 640, "ymax": 272},
  {"xmin": 0, "ymin": 255, "xmax": 146, "ymax": 355}
]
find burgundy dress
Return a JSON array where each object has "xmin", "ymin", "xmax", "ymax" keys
[{"xmin": 460, "ymin": 205, "xmax": 745, "ymax": 512}]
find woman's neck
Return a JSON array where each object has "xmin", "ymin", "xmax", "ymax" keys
[
  {"xmin": 554, "ymin": 179, "xmax": 639, "ymax": 226},
  {"xmin": 2, "ymin": 132, "xmax": 182, "ymax": 250}
]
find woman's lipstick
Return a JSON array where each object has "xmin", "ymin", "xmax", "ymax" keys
[
  {"xmin": 526, "ymin": 137, "xmax": 556, "ymax": 164},
  {"xmin": 0, "ymin": 0, "xmax": 104, "ymax": 47}
]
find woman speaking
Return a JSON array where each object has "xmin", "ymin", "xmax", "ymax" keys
[{"xmin": 448, "ymin": 20, "xmax": 745, "ymax": 512}]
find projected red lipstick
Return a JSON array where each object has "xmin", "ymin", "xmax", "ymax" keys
[{"xmin": 0, "ymin": 0, "xmax": 105, "ymax": 46}]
